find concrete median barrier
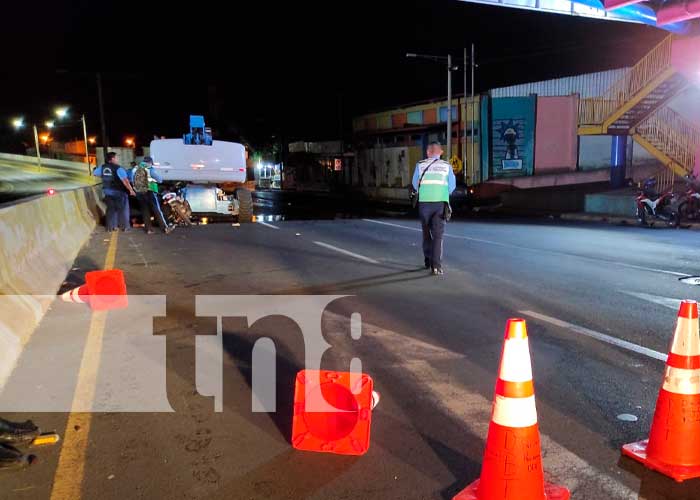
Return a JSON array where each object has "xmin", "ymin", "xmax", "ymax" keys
[{"xmin": 0, "ymin": 186, "xmax": 104, "ymax": 388}]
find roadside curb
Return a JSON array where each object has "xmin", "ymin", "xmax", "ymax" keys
[
  {"xmin": 0, "ymin": 185, "xmax": 102, "ymax": 392},
  {"xmin": 560, "ymin": 212, "xmax": 700, "ymax": 230}
]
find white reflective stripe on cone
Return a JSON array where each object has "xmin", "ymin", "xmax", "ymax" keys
[
  {"xmin": 662, "ymin": 366, "xmax": 700, "ymax": 395},
  {"xmin": 371, "ymin": 391, "xmax": 380, "ymax": 410},
  {"xmin": 499, "ymin": 338, "xmax": 533, "ymax": 382},
  {"xmin": 62, "ymin": 288, "xmax": 84, "ymax": 304},
  {"xmin": 670, "ymin": 316, "xmax": 700, "ymax": 357},
  {"xmin": 492, "ymin": 395, "xmax": 538, "ymax": 428}
]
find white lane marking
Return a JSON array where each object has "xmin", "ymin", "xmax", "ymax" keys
[
  {"xmin": 621, "ymin": 291, "xmax": 681, "ymax": 311},
  {"xmin": 398, "ymin": 361, "xmax": 636, "ymax": 499},
  {"xmin": 361, "ymin": 218, "xmax": 691, "ymax": 277},
  {"xmin": 257, "ymin": 221, "xmax": 280, "ymax": 230},
  {"xmin": 604, "ymin": 262, "xmax": 688, "ymax": 278},
  {"xmin": 521, "ymin": 310, "xmax": 668, "ymax": 362},
  {"xmin": 362, "ymin": 218, "xmax": 421, "ymax": 232},
  {"xmin": 127, "ymin": 236, "xmax": 149, "ymax": 268},
  {"xmin": 313, "ymin": 241, "xmax": 379, "ymax": 264},
  {"xmin": 331, "ymin": 312, "xmax": 637, "ymax": 499}
]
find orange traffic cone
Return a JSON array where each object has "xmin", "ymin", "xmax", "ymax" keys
[
  {"xmin": 291, "ymin": 370, "xmax": 379, "ymax": 456},
  {"xmin": 61, "ymin": 285, "xmax": 90, "ymax": 304},
  {"xmin": 622, "ymin": 300, "xmax": 700, "ymax": 482},
  {"xmin": 60, "ymin": 269, "xmax": 127, "ymax": 311},
  {"xmin": 454, "ymin": 319, "xmax": 570, "ymax": 500}
]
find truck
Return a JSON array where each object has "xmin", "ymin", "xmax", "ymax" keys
[{"xmin": 148, "ymin": 115, "xmax": 254, "ymax": 222}]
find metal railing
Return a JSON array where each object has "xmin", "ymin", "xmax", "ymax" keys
[
  {"xmin": 579, "ymin": 35, "xmax": 674, "ymax": 126},
  {"xmin": 636, "ymin": 107, "xmax": 700, "ymax": 174},
  {"xmin": 655, "ymin": 165, "xmax": 676, "ymax": 193}
]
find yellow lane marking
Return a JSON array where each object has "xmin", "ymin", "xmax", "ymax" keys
[{"xmin": 50, "ymin": 231, "xmax": 118, "ymax": 500}]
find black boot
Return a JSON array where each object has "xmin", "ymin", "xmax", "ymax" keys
[
  {"xmin": 0, "ymin": 418, "xmax": 39, "ymax": 446},
  {"xmin": 0, "ymin": 444, "xmax": 35, "ymax": 470},
  {"xmin": 424, "ymin": 257, "xmax": 432, "ymax": 269}
]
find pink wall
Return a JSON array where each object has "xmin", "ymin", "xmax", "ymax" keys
[
  {"xmin": 694, "ymin": 144, "xmax": 700, "ymax": 179},
  {"xmin": 671, "ymin": 36, "xmax": 700, "ymax": 82},
  {"xmin": 535, "ymin": 96, "xmax": 578, "ymax": 174}
]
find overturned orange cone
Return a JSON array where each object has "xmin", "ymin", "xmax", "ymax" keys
[
  {"xmin": 454, "ymin": 319, "xmax": 570, "ymax": 500},
  {"xmin": 622, "ymin": 300, "xmax": 700, "ymax": 482},
  {"xmin": 61, "ymin": 269, "xmax": 128, "ymax": 311},
  {"xmin": 291, "ymin": 370, "xmax": 378, "ymax": 456},
  {"xmin": 62, "ymin": 285, "xmax": 90, "ymax": 304}
]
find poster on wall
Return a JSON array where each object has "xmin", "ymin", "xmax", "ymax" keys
[
  {"xmin": 481, "ymin": 96, "xmax": 536, "ymax": 179},
  {"xmin": 496, "ymin": 118, "xmax": 525, "ymax": 170}
]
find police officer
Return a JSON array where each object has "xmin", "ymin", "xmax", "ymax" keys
[
  {"xmin": 411, "ymin": 141, "xmax": 456, "ymax": 275},
  {"xmin": 93, "ymin": 152, "xmax": 136, "ymax": 232}
]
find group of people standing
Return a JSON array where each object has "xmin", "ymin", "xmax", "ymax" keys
[{"xmin": 93, "ymin": 152, "xmax": 172, "ymax": 234}]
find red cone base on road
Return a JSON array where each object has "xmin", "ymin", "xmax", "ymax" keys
[
  {"xmin": 291, "ymin": 370, "xmax": 374, "ymax": 456},
  {"xmin": 454, "ymin": 479, "xmax": 571, "ymax": 500},
  {"xmin": 622, "ymin": 440, "xmax": 700, "ymax": 483},
  {"xmin": 85, "ymin": 269, "xmax": 127, "ymax": 310}
]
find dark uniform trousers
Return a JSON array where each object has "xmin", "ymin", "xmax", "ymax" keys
[{"xmin": 419, "ymin": 201, "xmax": 446, "ymax": 268}]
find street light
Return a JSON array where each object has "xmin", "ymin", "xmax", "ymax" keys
[
  {"xmin": 45, "ymin": 120, "xmax": 55, "ymax": 129},
  {"xmin": 54, "ymin": 107, "xmax": 69, "ymax": 120},
  {"xmin": 10, "ymin": 116, "xmax": 42, "ymax": 168},
  {"xmin": 53, "ymin": 107, "xmax": 91, "ymax": 169},
  {"xmin": 406, "ymin": 52, "xmax": 459, "ymax": 160},
  {"xmin": 125, "ymin": 137, "xmax": 135, "ymax": 147}
]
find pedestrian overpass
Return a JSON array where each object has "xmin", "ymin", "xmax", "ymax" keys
[
  {"xmin": 459, "ymin": 0, "xmax": 700, "ymax": 191},
  {"xmin": 459, "ymin": 0, "xmax": 700, "ymax": 34}
]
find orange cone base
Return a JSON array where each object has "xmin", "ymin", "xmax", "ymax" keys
[
  {"xmin": 453, "ymin": 479, "xmax": 570, "ymax": 500},
  {"xmin": 622, "ymin": 440, "xmax": 700, "ymax": 483}
]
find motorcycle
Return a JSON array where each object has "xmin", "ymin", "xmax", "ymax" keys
[
  {"xmin": 161, "ymin": 188, "xmax": 193, "ymax": 226},
  {"xmin": 636, "ymin": 178, "xmax": 680, "ymax": 228},
  {"xmin": 677, "ymin": 176, "xmax": 700, "ymax": 222}
]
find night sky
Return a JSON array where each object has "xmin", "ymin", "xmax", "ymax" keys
[{"xmin": 1, "ymin": 0, "xmax": 668, "ymax": 151}]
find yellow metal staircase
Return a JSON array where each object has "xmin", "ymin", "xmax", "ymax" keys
[
  {"xmin": 633, "ymin": 107, "xmax": 700, "ymax": 179},
  {"xmin": 578, "ymin": 34, "xmax": 699, "ymax": 187},
  {"xmin": 578, "ymin": 35, "xmax": 688, "ymax": 136}
]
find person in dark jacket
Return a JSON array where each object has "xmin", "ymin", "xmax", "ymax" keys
[
  {"xmin": 129, "ymin": 156, "xmax": 172, "ymax": 234},
  {"xmin": 93, "ymin": 152, "xmax": 136, "ymax": 232}
]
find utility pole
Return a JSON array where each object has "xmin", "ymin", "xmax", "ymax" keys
[
  {"xmin": 81, "ymin": 114, "xmax": 90, "ymax": 171},
  {"xmin": 96, "ymin": 73, "xmax": 108, "ymax": 159},
  {"xmin": 471, "ymin": 43, "xmax": 476, "ymax": 185},
  {"xmin": 447, "ymin": 54, "xmax": 452, "ymax": 160},
  {"xmin": 405, "ymin": 52, "xmax": 456, "ymax": 159},
  {"xmin": 32, "ymin": 124, "xmax": 42, "ymax": 170},
  {"xmin": 463, "ymin": 47, "xmax": 468, "ymax": 185}
]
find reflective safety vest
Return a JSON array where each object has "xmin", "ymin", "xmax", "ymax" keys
[
  {"xmin": 147, "ymin": 170, "xmax": 159, "ymax": 194},
  {"xmin": 417, "ymin": 159, "xmax": 451, "ymax": 202}
]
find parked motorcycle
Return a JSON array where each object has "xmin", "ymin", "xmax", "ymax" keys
[
  {"xmin": 636, "ymin": 178, "xmax": 680, "ymax": 228},
  {"xmin": 162, "ymin": 189, "xmax": 193, "ymax": 226},
  {"xmin": 677, "ymin": 176, "xmax": 700, "ymax": 222}
]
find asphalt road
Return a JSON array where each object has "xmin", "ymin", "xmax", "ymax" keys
[{"xmin": 2, "ymin": 210, "xmax": 700, "ymax": 499}]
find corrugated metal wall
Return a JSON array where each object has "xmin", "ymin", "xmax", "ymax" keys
[{"xmin": 490, "ymin": 68, "xmax": 630, "ymax": 99}]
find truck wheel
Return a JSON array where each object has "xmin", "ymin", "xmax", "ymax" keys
[{"xmin": 236, "ymin": 188, "xmax": 253, "ymax": 223}]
